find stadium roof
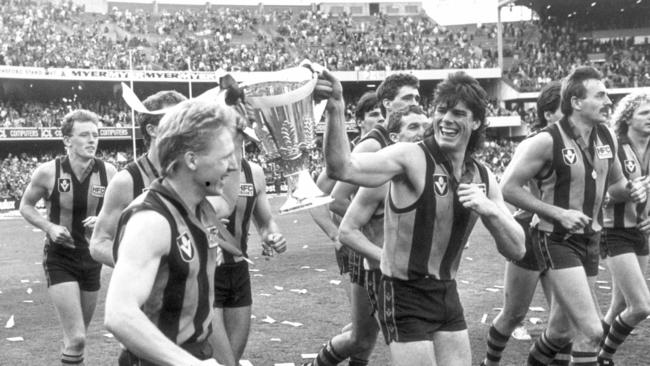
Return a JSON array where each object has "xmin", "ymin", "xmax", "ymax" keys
[{"xmin": 508, "ymin": 0, "xmax": 649, "ymax": 21}]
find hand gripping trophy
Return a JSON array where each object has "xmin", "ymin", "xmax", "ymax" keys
[{"xmin": 240, "ymin": 62, "xmax": 333, "ymax": 214}]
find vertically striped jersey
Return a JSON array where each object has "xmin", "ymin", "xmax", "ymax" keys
[
  {"xmin": 533, "ymin": 118, "xmax": 621, "ymax": 234},
  {"xmin": 381, "ymin": 136, "xmax": 489, "ymax": 280},
  {"xmin": 603, "ymin": 137, "xmax": 650, "ymax": 228},
  {"xmin": 223, "ymin": 159, "xmax": 257, "ymax": 263},
  {"xmin": 113, "ymin": 179, "xmax": 221, "ymax": 347},
  {"xmin": 48, "ymin": 156, "xmax": 108, "ymax": 248},
  {"xmin": 124, "ymin": 154, "xmax": 159, "ymax": 198}
]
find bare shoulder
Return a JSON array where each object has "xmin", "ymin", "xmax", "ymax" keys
[
  {"xmin": 104, "ymin": 162, "xmax": 119, "ymax": 178},
  {"xmin": 352, "ymin": 138, "xmax": 382, "ymax": 153},
  {"xmin": 119, "ymin": 209, "xmax": 171, "ymax": 255},
  {"xmin": 29, "ymin": 160, "xmax": 56, "ymax": 187}
]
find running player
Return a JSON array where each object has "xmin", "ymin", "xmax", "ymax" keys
[
  {"xmin": 598, "ymin": 92, "xmax": 650, "ymax": 366},
  {"xmin": 104, "ymin": 99, "xmax": 239, "ymax": 366},
  {"xmin": 501, "ymin": 66, "xmax": 647, "ymax": 366},
  {"xmin": 317, "ymin": 70, "xmax": 525, "ymax": 366},
  {"xmin": 20, "ymin": 109, "xmax": 118, "ymax": 366},
  {"xmin": 90, "ymin": 90, "xmax": 186, "ymax": 267}
]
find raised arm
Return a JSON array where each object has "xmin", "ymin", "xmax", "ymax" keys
[
  {"xmin": 89, "ymin": 170, "xmax": 134, "ymax": 267},
  {"xmin": 501, "ymin": 133, "xmax": 590, "ymax": 232},
  {"xmin": 338, "ymin": 184, "xmax": 387, "ymax": 263},
  {"xmin": 458, "ymin": 170, "xmax": 525, "ymax": 261},
  {"xmin": 20, "ymin": 163, "xmax": 73, "ymax": 248},
  {"xmin": 104, "ymin": 210, "xmax": 207, "ymax": 366}
]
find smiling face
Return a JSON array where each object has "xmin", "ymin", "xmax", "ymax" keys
[
  {"xmin": 64, "ymin": 121, "xmax": 99, "ymax": 160},
  {"xmin": 191, "ymin": 127, "xmax": 237, "ymax": 196},
  {"xmin": 628, "ymin": 102, "xmax": 650, "ymax": 138},
  {"xmin": 574, "ymin": 79, "xmax": 612, "ymax": 125},
  {"xmin": 433, "ymin": 101, "xmax": 480, "ymax": 153}
]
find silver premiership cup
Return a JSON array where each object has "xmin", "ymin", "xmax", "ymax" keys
[{"xmin": 242, "ymin": 64, "xmax": 333, "ymax": 214}]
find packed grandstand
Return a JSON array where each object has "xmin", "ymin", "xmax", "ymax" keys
[{"xmin": 1, "ymin": 0, "xmax": 650, "ymax": 207}]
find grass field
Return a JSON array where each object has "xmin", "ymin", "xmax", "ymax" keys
[{"xmin": 1, "ymin": 197, "xmax": 648, "ymax": 365}]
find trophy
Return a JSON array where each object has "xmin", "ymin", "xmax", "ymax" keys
[{"xmin": 241, "ymin": 63, "xmax": 333, "ymax": 214}]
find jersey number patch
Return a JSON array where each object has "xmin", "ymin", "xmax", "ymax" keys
[
  {"xmin": 433, "ymin": 174, "xmax": 449, "ymax": 196},
  {"xmin": 58, "ymin": 178, "xmax": 71, "ymax": 193}
]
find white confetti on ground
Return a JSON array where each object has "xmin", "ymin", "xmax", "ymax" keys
[
  {"xmin": 270, "ymin": 338, "xmax": 282, "ymax": 342},
  {"xmin": 480, "ymin": 313, "xmax": 488, "ymax": 324},
  {"xmin": 261, "ymin": 316, "xmax": 276, "ymax": 324},
  {"xmin": 22, "ymin": 300, "xmax": 33, "ymax": 303},
  {"xmin": 103, "ymin": 333, "xmax": 114, "ymax": 338},
  {"xmin": 314, "ymin": 269, "xmax": 326, "ymax": 272},
  {"xmin": 529, "ymin": 306, "xmax": 545, "ymax": 312},
  {"xmin": 599, "ymin": 286, "xmax": 611, "ymax": 290},
  {"xmin": 5, "ymin": 315, "xmax": 14, "ymax": 328},
  {"xmin": 596, "ymin": 280, "xmax": 608, "ymax": 284},
  {"xmin": 253, "ymin": 274, "xmax": 264, "ymax": 277},
  {"xmin": 6, "ymin": 337, "xmax": 24, "ymax": 342},
  {"xmin": 240, "ymin": 360, "xmax": 254, "ymax": 366},
  {"xmin": 485, "ymin": 288, "xmax": 499, "ymax": 293},
  {"xmin": 530, "ymin": 317, "xmax": 543, "ymax": 325},
  {"xmin": 302, "ymin": 245, "xmax": 309, "ymax": 249},
  {"xmin": 249, "ymin": 268, "xmax": 260, "ymax": 272},
  {"xmin": 290, "ymin": 289, "xmax": 308, "ymax": 294},
  {"xmin": 26, "ymin": 288, "xmax": 32, "ymax": 294},
  {"xmin": 301, "ymin": 354, "xmax": 318, "ymax": 359},
  {"xmin": 274, "ymin": 286, "xmax": 284, "ymax": 291},
  {"xmin": 466, "ymin": 257, "xmax": 473, "ymax": 261},
  {"xmin": 329, "ymin": 280, "xmax": 341, "ymax": 285},
  {"xmin": 512, "ymin": 326, "xmax": 531, "ymax": 341},
  {"xmin": 259, "ymin": 293, "xmax": 271, "ymax": 297},
  {"xmin": 459, "ymin": 280, "xmax": 469, "ymax": 285},
  {"xmin": 20, "ymin": 280, "xmax": 29, "ymax": 283},
  {"xmin": 300, "ymin": 266, "xmax": 310, "ymax": 269},
  {"xmin": 281, "ymin": 320, "xmax": 303, "ymax": 327}
]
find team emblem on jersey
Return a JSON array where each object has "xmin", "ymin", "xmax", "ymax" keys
[
  {"xmin": 239, "ymin": 183, "xmax": 254, "ymax": 197},
  {"xmin": 596, "ymin": 145, "xmax": 613, "ymax": 159},
  {"xmin": 433, "ymin": 174, "xmax": 449, "ymax": 196},
  {"xmin": 58, "ymin": 178, "xmax": 71, "ymax": 193},
  {"xmin": 91, "ymin": 185, "xmax": 106, "ymax": 197},
  {"xmin": 176, "ymin": 232, "xmax": 194, "ymax": 262},
  {"xmin": 624, "ymin": 159, "xmax": 637, "ymax": 174},
  {"xmin": 562, "ymin": 148, "xmax": 577, "ymax": 165}
]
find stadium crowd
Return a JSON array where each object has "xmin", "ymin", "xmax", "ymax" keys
[{"xmin": 0, "ymin": 99, "xmax": 129, "ymax": 127}]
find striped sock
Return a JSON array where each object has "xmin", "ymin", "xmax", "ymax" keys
[
  {"xmin": 484, "ymin": 325, "xmax": 511, "ymax": 364},
  {"xmin": 550, "ymin": 342, "xmax": 572, "ymax": 365},
  {"xmin": 599, "ymin": 315, "xmax": 634, "ymax": 360},
  {"xmin": 348, "ymin": 356, "xmax": 369, "ymax": 366},
  {"xmin": 61, "ymin": 353, "xmax": 84, "ymax": 365},
  {"xmin": 599, "ymin": 320, "xmax": 610, "ymax": 349},
  {"xmin": 570, "ymin": 351, "xmax": 597, "ymax": 365},
  {"xmin": 314, "ymin": 340, "xmax": 346, "ymax": 366},
  {"xmin": 528, "ymin": 332, "xmax": 563, "ymax": 366}
]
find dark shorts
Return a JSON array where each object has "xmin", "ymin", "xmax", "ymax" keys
[
  {"xmin": 348, "ymin": 249, "xmax": 366, "ymax": 287},
  {"xmin": 118, "ymin": 339, "xmax": 212, "ymax": 365},
  {"xmin": 364, "ymin": 268, "xmax": 382, "ymax": 314},
  {"xmin": 601, "ymin": 228, "xmax": 649, "ymax": 258},
  {"xmin": 375, "ymin": 275, "xmax": 466, "ymax": 344},
  {"xmin": 43, "ymin": 242, "xmax": 102, "ymax": 292},
  {"xmin": 335, "ymin": 246, "xmax": 351, "ymax": 275},
  {"xmin": 214, "ymin": 261, "xmax": 252, "ymax": 308},
  {"xmin": 532, "ymin": 229, "xmax": 601, "ymax": 277},
  {"xmin": 510, "ymin": 216, "xmax": 542, "ymax": 271}
]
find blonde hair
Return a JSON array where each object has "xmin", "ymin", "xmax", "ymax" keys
[
  {"xmin": 156, "ymin": 99, "xmax": 241, "ymax": 176},
  {"xmin": 612, "ymin": 92, "xmax": 650, "ymax": 137}
]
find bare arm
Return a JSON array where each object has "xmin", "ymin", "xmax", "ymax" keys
[
  {"xmin": 89, "ymin": 170, "xmax": 134, "ymax": 267},
  {"xmin": 501, "ymin": 133, "xmax": 591, "ymax": 232},
  {"xmin": 458, "ymin": 170, "xmax": 525, "ymax": 261},
  {"xmin": 338, "ymin": 184, "xmax": 386, "ymax": 263},
  {"xmin": 329, "ymin": 139, "xmax": 383, "ymax": 216},
  {"xmin": 20, "ymin": 162, "xmax": 73, "ymax": 247},
  {"xmin": 250, "ymin": 163, "xmax": 286, "ymax": 254},
  {"xmin": 308, "ymin": 170, "xmax": 341, "ymax": 247},
  {"xmin": 104, "ymin": 210, "xmax": 209, "ymax": 366}
]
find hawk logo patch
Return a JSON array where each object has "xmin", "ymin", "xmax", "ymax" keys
[
  {"xmin": 596, "ymin": 145, "xmax": 613, "ymax": 159},
  {"xmin": 433, "ymin": 174, "xmax": 449, "ymax": 196},
  {"xmin": 91, "ymin": 185, "xmax": 105, "ymax": 197},
  {"xmin": 58, "ymin": 178, "xmax": 71, "ymax": 193},
  {"xmin": 239, "ymin": 183, "xmax": 254, "ymax": 197},
  {"xmin": 624, "ymin": 159, "xmax": 637, "ymax": 174},
  {"xmin": 176, "ymin": 232, "xmax": 194, "ymax": 262},
  {"xmin": 562, "ymin": 148, "xmax": 577, "ymax": 165}
]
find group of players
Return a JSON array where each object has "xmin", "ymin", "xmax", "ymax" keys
[{"xmin": 18, "ymin": 64, "xmax": 650, "ymax": 366}]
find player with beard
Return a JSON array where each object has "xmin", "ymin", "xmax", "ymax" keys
[
  {"xmin": 20, "ymin": 110, "xmax": 118, "ymax": 366},
  {"xmin": 304, "ymin": 105, "xmax": 430, "ymax": 366},
  {"xmin": 598, "ymin": 92, "xmax": 650, "ymax": 366},
  {"xmin": 90, "ymin": 90, "xmax": 186, "ymax": 267},
  {"xmin": 317, "ymin": 70, "xmax": 525, "ymax": 366},
  {"xmin": 501, "ymin": 66, "xmax": 647, "ymax": 366}
]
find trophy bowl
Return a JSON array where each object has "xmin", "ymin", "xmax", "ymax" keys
[{"xmin": 242, "ymin": 64, "xmax": 332, "ymax": 214}]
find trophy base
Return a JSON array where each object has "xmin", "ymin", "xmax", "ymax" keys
[
  {"xmin": 278, "ymin": 170, "xmax": 333, "ymax": 215},
  {"xmin": 278, "ymin": 194, "xmax": 334, "ymax": 215}
]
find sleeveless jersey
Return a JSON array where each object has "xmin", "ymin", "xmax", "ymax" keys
[
  {"xmin": 361, "ymin": 196, "xmax": 385, "ymax": 270},
  {"xmin": 603, "ymin": 138, "xmax": 650, "ymax": 228},
  {"xmin": 358, "ymin": 124, "xmax": 392, "ymax": 148},
  {"xmin": 113, "ymin": 179, "xmax": 221, "ymax": 347},
  {"xmin": 381, "ymin": 136, "xmax": 489, "ymax": 280},
  {"xmin": 48, "ymin": 156, "xmax": 108, "ymax": 248},
  {"xmin": 125, "ymin": 154, "xmax": 159, "ymax": 199},
  {"xmin": 533, "ymin": 117, "xmax": 619, "ymax": 234},
  {"xmin": 223, "ymin": 159, "xmax": 257, "ymax": 263}
]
